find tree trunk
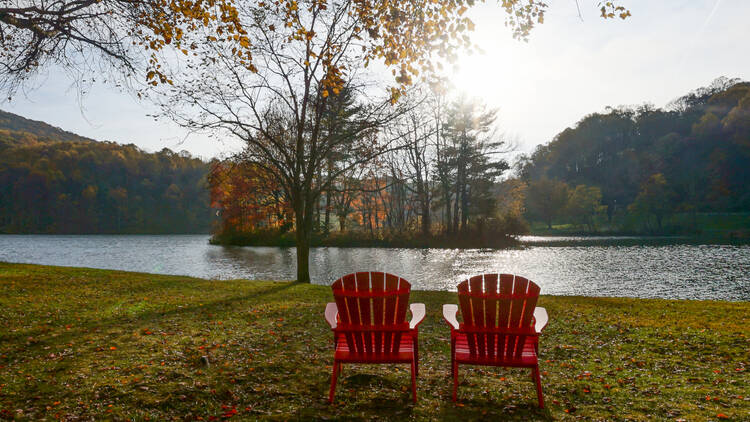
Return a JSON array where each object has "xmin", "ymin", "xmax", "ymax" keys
[
  {"xmin": 460, "ymin": 183, "xmax": 468, "ymax": 233},
  {"xmin": 294, "ymin": 197, "xmax": 313, "ymax": 283},
  {"xmin": 452, "ymin": 178, "xmax": 460, "ymax": 235},
  {"xmin": 296, "ymin": 229, "xmax": 311, "ymax": 283},
  {"xmin": 324, "ymin": 191, "xmax": 331, "ymax": 235},
  {"xmin": 444, "ymin": 188, "xmax": 452, "ymax": 235},
  {"xmin": 315, "ymin": 199, "xmax": 321, "ymax": 233},
  {"xmin": 416, "ymin": 179, "xmax": 430, "ymax": 237},
  {"xmin": 421, "ymin": 200, "xmax": 431, "ymax": 237}
]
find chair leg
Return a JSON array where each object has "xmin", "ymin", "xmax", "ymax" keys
[
  {"xmin": 452, "ymin": 361, "xmax": 458, "ymax": 402},
  {"xmin": 414, "ymin": 334, "xmax": 419, "ymax": 377},
  {"xmin": 450, "ymin": 339, "xmax": 455, "ymax": 377},
  {"xmin": 533, "ymin": 366, "xmax": 544, "ymax": 408},
  {"xmin": 337, "ymin": 362, "xmax": 342, "ymax": 377},
  {"xmin": 411, "ymin": 359, "xmax": 417, "ymax": 403},
  {"xmin": 328, "ymin": 360, "xmax": 339, "ymax": 404}
]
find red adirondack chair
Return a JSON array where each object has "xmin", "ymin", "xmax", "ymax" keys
[
  {"xmin": 442, "ymin": 274, "xmax": 549, "ymax": 407},
  {"xmin": 324, "ymin": 272, "xmax": 426, "ymax": 403}
]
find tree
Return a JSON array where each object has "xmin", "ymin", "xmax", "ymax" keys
[
  {"xmin": 147, "ymin": 0, "xmax": 626, "ymax": 282},
  {"xmin": 566, "ymin": 184, "xmax": 604, "ymax": 232},
  {"xmin": 2, "ymin": 1, "xmax": 630, "ymax": 98},
  {"xmin": 628, "ymin": 173, "xmax": 674, "ymax": 231},
  {"xmin": 440, "ymin": 96, "xmax": 509, "ymax": 234},
  {"xmin": 525, "ymin": 178, "xmax": 569, "ymax": 229},
  {"xmin": 208, "ymin": 160, "xmax": 292, "ymax": 236},
  {"xmin": 391, "ymin": 93, "xmax": 436, "ymax": 236},
  {"xmin": 152, "ymin": 1, "xmax": 423, "ymax": 282},
  {"xmin": 0, "ymin": 0, "xmax": 245, "ymax": 96}
]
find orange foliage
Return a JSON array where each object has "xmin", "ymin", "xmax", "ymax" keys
[{"xmin": 209, "ymin": 161, "xmax": 291, "ymax": 233}]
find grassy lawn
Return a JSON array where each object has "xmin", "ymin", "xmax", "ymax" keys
[
  {"xmin": 0, "ymin": 263, "xmax": 747, "ymax": 420},
  {"xmin": 528, "ymin": 212, "xmax": 750, "ymax": 238}
]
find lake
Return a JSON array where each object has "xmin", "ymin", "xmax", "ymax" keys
[{"xmin": 1, "ymin": 234, "xmax": 748, "ymax": 301}]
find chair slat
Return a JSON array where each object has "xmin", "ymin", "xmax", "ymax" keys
[
  {"xmin": 332, "ymin": 279, "xmax": 356, "ymax": 353},
  {"xmin": 484, "ymin": 274, "xmax": 498, "ymax": 360},
  {"xmin": 371, "ymin": 272, "xmax": 385, "ymax": 353},
  {"xmin": 341, "ymin": 273, "xmax": 366, "ymax": 353},
  {"xmin": 514, "ymin": 281, "xmax": 540, "ymax": 358},
  {"xmin": 469, "ymin": 275, "xmax": 485, "ymax": 358},
  {"xmin": 498, "ymin": 274, "xmax": 514, "ymax": 328},
  {"xmin": 384, "ymin": 273, "xmax": 399, "ymax": 352},
  {"xmin": 507, "ymin": 276, "xmax": 529, "ymax": 358},
  {"xmin": 457, "ymin": 281, "xmax": 475, "ymax": 356},
  {"xmin": 393, "ymin": 277, "xmax": 409, "ymax": 353},
  {"xmin": 497, "ymin": 274, "xmax": 513, "ymax": 359},
  {"xmin": 356, "ymin": 272, "xmax": 373, "ymax": 354}
]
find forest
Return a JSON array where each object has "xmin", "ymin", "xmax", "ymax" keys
[
  {"xmin": 210, "ymin": 77, "xmax": 750, "ymax": 243},
  {"xmin": 519, "ymin": 77, "xmax": 750, "ymax": 234},
  {"xmin": 0, "ymin": 110, "xmax": 212, "ymax": 234},
  {"xmin": 3, "ymin": 78, "xmax": 748, "ymax": 239}
]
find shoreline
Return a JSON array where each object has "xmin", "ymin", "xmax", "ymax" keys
[{"xmin": 1, "ymin": 262, "xmax": 747, "ymax": 303}]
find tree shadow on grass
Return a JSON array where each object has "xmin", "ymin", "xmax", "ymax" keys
[{"xmin": 1, "ymin": 281, "xmax": 298, "ymax": 347}]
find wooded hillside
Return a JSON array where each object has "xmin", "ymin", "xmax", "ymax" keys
[
  {"xmin": 0, "ymin": 110, "xmax": 212, "ymax": 234},
  {"xmin": 519, "ymin": 77, "xmax": 750, "ymax": 232}
]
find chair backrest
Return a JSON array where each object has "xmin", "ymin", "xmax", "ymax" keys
[
  {"xmin": 331, "ymin": 272, "xmax": 411, "ymax": 355},
  {"xmin": 457, "ymin": 274, "xmax": 540, "ymax": 361}
]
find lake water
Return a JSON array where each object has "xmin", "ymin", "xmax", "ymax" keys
[{"xmin": 1, "ymin": 235, "xmax": 748, "ymax": 301}]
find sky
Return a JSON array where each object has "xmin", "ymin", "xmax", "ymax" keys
[{"xmin": 3, "ymin": 0, "xmax": 750, "ymax": 160}]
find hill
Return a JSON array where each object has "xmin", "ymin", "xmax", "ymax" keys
[
  {"xmin": 519, "ymin": 77, "xmax": 750, "ymax": 233},
  {"xmin": 0, "ymin": 109, "xmax": 95, "ymax": 148},
  {"xmin": 0, "ymin": 111, "xmax": 213, "ymax": 234}
]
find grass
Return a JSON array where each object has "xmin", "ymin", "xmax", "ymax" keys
[
  {"xmin": 528, "ymin": 212, "xmax": 750, "ymax": 238},
  {"xmin": 0, "ymin": 262, "xmax": 748, "ymax": 421}
]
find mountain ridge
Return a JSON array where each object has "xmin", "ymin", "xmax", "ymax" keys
[{"xmin": 0, "ymin": 109, "xmax": 96, "ymax": 148}]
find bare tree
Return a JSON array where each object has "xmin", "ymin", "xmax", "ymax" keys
[
  {"xmin": 151, "ymin": 1, "xmax": 409, "ymax": 282},
  {"xmin": 390, "ymin": 93, "xmax": 436, "ymax": 236}
]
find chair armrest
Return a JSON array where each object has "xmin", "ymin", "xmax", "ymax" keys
[
  {"xmin": 409, "ymin": 303, "xmax": 426, "ymax": 330},
  {"xmin": 534, "ymin": 307, "xmax": 548, "ymax": 333},
  {"xmin": 443, "ymin": 304, "xmax": 459, "ymax": 330},
  {"xmin": 325, "ymin": 302, "xmax": 338, "ymax": 329}
]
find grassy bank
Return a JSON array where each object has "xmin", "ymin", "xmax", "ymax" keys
[
  {"xmin": 528, "ymin": 212, "xmax": 750, "ymax": 239},
  {"xmin": 0, "ymin": 263, "xmax": 747, "ymax": 420}
]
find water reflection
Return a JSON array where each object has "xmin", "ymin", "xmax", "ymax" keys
[{"xmin": 1, "ymin": 235, "xmax": 748, "ymax": 301}]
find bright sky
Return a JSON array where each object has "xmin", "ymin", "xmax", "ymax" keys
[{"xmin": 3, "ymin": 0, "xmax": 750, "ymax": 160}]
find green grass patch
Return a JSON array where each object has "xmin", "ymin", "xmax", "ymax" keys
[
  {"xmin": 0, "ymin": 262, "xmax": 748, "ymax": 420},
  {"xmin": 528, "ymin": 212, "xmax": 750, "ymax": 238}
]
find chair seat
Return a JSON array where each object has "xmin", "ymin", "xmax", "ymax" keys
[
  {"xmin": 335, "ymin": 333, "xmax": 415, "ymax": 363},
  {"xmin": 454, "ymin": 333, "xmax": 538, "ymax": 367}
]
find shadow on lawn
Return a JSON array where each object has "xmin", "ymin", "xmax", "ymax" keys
[{"xmin": 1, "ymin": 280, "xmax": 297, "ymax": 348}]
